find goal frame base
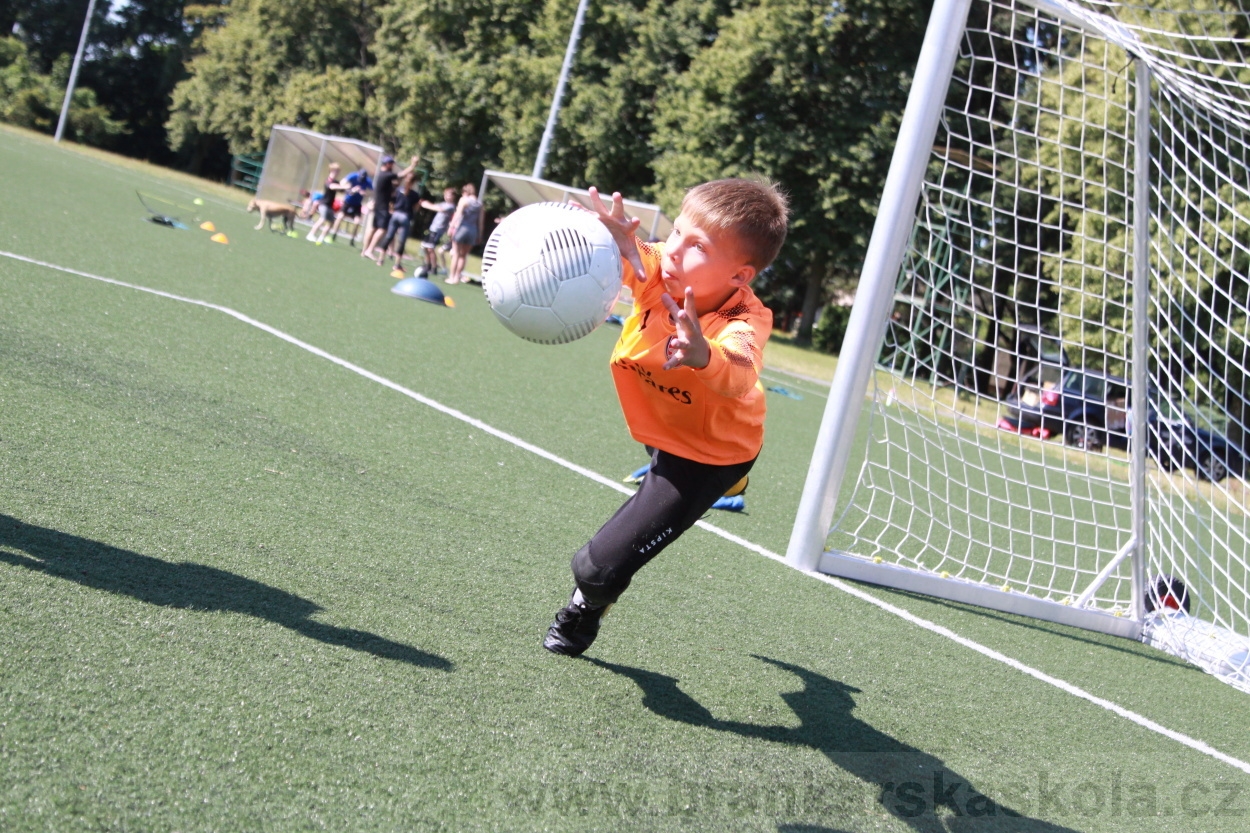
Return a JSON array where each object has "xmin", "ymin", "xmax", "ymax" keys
[{"xmin": 818, "ymin": 551, "xmax": 1143, "ymax": 640}]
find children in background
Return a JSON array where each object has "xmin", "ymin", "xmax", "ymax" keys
[
  {"xmin": 543, "ymin": 178, "xmax": 789, "ymax": 657},
  {"xmin": 363, "ymin": 155, "xmax": 420, "ymax": 259},
  {"xmin": 445, "ymin": 183, "xmax": 484, "ymax": 285},
  {"xmin": 297, "ymin": 189, "xmax": 315, "ymax": 219},
  {"xmin": 324, "ymin": 168, "xmax": 370, "ymax": 246},
  {"xmin": 419, "ymin": 188, "xmax": 458, "ymax": 276},
  {"xmin": 307, "ymin": 163, "xmax": 342, "ymax": 243},
  {"xmin": 374, "ymin": 174, "xmax": 422, "ymax": 270}
]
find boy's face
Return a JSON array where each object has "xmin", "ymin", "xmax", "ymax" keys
[{"xmin": 661, "ymin": 212, "xmax": 756, "ymax": 311}]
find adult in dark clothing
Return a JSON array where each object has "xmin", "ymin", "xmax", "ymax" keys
[
  {"xmin": 363, "ymin": 155, "xmax": 419, "ymax": 259},
  {"xmin": 373, "ymin": 174, "xmax": 423, "ymax": 270}
]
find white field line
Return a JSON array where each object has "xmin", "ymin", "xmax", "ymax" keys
[{"xmin": 5, "ymin": 248, "xmax": 1249, "ymax": 777}]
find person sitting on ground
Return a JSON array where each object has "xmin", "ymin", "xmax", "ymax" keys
[
  {"xmin": 297, "ymin": 189, "xmax": 315, "ymax": 220},
  {"xmin": 542, "ymin": 178, "xmax": 789, "ymax": 657}
]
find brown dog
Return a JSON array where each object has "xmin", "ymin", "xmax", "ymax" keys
[{"xmin": 247, "ymin": 198, "xmax": 297, "ymax": 233}]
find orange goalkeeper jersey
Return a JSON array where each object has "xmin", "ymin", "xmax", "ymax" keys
[{"xmin": 610, "ymin": 241, "xmax": 772, "ymax": 466}]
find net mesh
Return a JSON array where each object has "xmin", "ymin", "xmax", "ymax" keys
[{"xmin": 827, "ymin": 0, "xmax": 1250, "ymax": 691}]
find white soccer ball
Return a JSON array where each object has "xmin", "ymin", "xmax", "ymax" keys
[{"xmin": 481, "ymin": 202, "xmax": 622, "ymax": 344}]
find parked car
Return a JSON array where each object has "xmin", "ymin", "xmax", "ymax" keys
[
  {"xmin": 978, "ymin": 323, "xmax": 1072, "ymax": 401},
  {"xmin": 1000, "ymin": 368, "xmax": 1244, "ymax": 482}
]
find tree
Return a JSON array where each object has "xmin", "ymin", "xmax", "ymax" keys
[
  {"xmin": 0, "ymin": 36, "xmax": 123, "ymax": 143},
  {"xmin": 1022, "ymin": 1, "xmax": 1250, "ymax": 451},
  {"xmin": 649, "ymin": 0, "xmax": 930, "ymax": 343},
  {"xmin": 502, "ymin": 0, "xmax": 738, "ymax": 194},
  {"xmin": 168, "ymin": 0, "xmax": 379, "ymax": 156},
  {"xmin": 366, "ymin": 0, "xmax": 545, "ymax": 187},
  {"xmin": 0, "ymin": 1, "xmax": 203, "ymax": 164},
  {"xmin": 0, "ymin": 0, "xmax": 111, "ymax": 74},
  {"xmin": 80, "ymin": 0, "xmax": 197, "ymax": 165}
]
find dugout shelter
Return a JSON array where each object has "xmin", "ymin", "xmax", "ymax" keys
[
  {"xmin": 255, "ymin": 126, "xmax": 384, "ymax": 208},
  {"xmin": 479, "ymin": 170, "xmax": 672, "ymax": 242}
]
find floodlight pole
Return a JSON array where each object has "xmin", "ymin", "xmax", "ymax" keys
[
  {"xmin": 55, "ymin": 0, "xmax": 100, "ymax": 143},
  {"xmin": 532, "ymin": 0, "xmax": 589, "ymax": 179}
]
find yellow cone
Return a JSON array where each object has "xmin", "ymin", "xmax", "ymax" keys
[
  {"xmin": 443, "ymin": 297, "xmax": 456, "ymax": 308},
  {"xmin": 722, "ymin": 475, "xmax": 749, "ymax": 498},
  {"xmin": 210, "ymin": 233, "xmax": 229, "ymax": 244},
  {"xmin": 390, "ymin": 269, "xmax": 406, "ymax": 280},
  {"xmin": 200, "ymin": 221, "xmax": 216, "ymax": 232}
]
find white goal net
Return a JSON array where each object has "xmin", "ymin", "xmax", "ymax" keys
[{"xmin": 788, "ymin": 0, "xmax": 1250, "ymax": 692}]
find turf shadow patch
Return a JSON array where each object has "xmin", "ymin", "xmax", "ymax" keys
[
  {"xmin": 0, "ymin": 514, "xmax": 451, "ymax": 671},
  {"xmin": 589, "ymin": 656, "xmax": 1079, "ymax": 832}
]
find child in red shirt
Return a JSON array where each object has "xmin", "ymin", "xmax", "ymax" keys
[{"xmin": 544, "ymin": 178, "xmax": 789, "ymax": 656}]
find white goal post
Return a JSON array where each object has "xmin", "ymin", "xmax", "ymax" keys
[{"xmin": 788, "ymin": 0, "xmax": 1250, "ymax": 692}]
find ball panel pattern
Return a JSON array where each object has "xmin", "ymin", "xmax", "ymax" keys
[
  {"xmin": 481, "ymin": 201, "xmax": 623, "ymax": 345},
  {"xmin": 540, "ymin": 228, "xmax": 594, "ymax": 280},
  {"xmin": 507, "ymin": 306, "xmax": 568, "ymax": 345},
  {"xmin": 514, "ymin": 261, "xmax": 560, "ymax": 307},
  {"xmin": 485, "ymin": 277, "xmax": 521, "ymax": 318},
  {"xmin": 552, "ymin": 274, "xmax": 611, "ymax": 326},
  {"xmin": 480, "ymin": 228, "xmax": 504, "ymax": 275}
]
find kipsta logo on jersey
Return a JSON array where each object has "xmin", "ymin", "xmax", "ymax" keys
[{"xmin": 665, "ymin": 335, "xmax": 679, "ymax": 361}]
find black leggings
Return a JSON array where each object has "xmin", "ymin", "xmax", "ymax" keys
[{"xmin": 571, "ymin": 447, "xmax": 755, "ymax": 607}]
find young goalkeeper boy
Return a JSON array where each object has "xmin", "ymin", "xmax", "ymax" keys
[{"xmin": 544, "ymin": 178, "xmax": 790, "ymax": 656}]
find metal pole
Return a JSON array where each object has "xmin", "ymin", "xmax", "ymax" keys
[
  {"xmin": 55, "ymin": 0, "xmax": 100, "ymax": 143},
  {"xmin": 1130, "ymin": 58, "xmax": 1153, "ymax": 622},
  {"xmin": 255, "ymin": 128, "xmax": 282, "ymax": 201},
  {"xmin": 785, "ymin": 0, "xmax": 975, "ymax": 571},
  {"xmin": 311, "ymin": 138, "xmax": 327, "ymax": 199},
  {"xmin": 532, "ymin": 0, "xmax": 590, "ymax": 179}
]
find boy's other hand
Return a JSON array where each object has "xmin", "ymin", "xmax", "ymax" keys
[
  {"xmin": 660, "ymin": 288, "xmax": 710, "ymax": 370},
  {"xmin": 587, "ymin": 187, "xmax": 646, "ymax": 279}
]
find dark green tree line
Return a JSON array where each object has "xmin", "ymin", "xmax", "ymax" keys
[
  {"xmin": 1, "ymin": 0, "xmax": 935, "ymax": 346},
  {"xmin": 0, "ymin": 0, "xmax": 208, "ymax": 167},
  {"xmin": 166, "ymin": 0, "xmax": 933, "ymax": 342}
]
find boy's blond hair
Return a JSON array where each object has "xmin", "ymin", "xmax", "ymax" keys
[{"xmin": 680, "ymin": 178, "xmax": 790, "ymax": 271}]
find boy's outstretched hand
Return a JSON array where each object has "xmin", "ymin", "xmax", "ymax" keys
[
  {"xmin": 660, "ymin": 287, "xmax": 710, "ymax": 370},
  {"xmin": 587, "ymin": 186, "xmax": 646, "ymax": 279}
]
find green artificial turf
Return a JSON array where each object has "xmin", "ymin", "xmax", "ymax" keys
[{"xmin": 2, "ymin": 126, "xmax": 1249, "ymax": 832}]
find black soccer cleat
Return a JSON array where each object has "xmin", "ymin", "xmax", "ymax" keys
[{"xmin": 543, "ymin": 592, "xmax": 612, "ymax": 657}]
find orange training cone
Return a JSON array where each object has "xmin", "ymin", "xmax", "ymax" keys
[
  {"xmin": 200, "ymin": 221, "xmax": 216, "ymax": 232},
  {"xmin": 210, "ymin": 232, "xmax": 229, "ymax": 244}
]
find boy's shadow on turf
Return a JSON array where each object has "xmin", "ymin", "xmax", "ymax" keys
[
  {"xmin": 0, "ymin": 515, "xmax": 451, "ymax": 671},
  {"xmin": 588, "ymin": 656, "xmax": 1077, "ymax": 832}
]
